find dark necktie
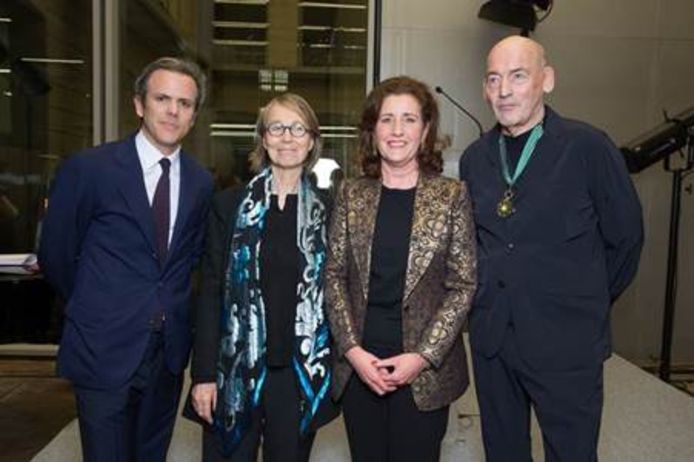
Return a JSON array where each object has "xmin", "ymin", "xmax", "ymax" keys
[{"xmin": 152, "ymin": 158, "xmax": 171, "ymax": 264}]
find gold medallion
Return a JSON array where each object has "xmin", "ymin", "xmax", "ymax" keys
[{"xmin": 496, "ymin": 189, "xmax": 515, "ymax": 218}]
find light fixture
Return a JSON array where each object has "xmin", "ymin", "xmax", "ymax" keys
[
  {"xmin": 621, "ymin": 108, "xmax": 694, "ymax": 384},
  {"xmin": 620, "ymin": 107, "xmax": 694, "ymax": 173},
  {"xmin": 478, "ymin": 0, "xmax": 552, "ymax": 33},
  {"xmin": 298, "ymin": 2, "xmax": 367, "ymax": 10},
  {"xmin": 20, "ymin": 58, "xmax": 85, "ymax": 65}
]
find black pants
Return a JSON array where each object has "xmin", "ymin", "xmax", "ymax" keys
[
  {"xmin": 473, "ymin": 329, "xmax": 603, "ymax": 462},
  {"xmin": 341, "ymin": 375, "xmax": 449, "ymax": 462},
  {"xmin": 203, "ymin": 366, "xmax": 315, "ymax": 462},
  {"xmin": 73, "ymin": 332, "xmax": 183, "ymax": 462}
]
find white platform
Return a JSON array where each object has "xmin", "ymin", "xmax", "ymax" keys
[{"xmin": 33, "ymin": 339, "xmax": 694, "ymax": 461}]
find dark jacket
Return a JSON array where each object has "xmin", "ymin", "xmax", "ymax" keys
[
  {"xmin": 39, "ymin": 135, "xmax": 213, "ymax": 389},
  {"xmin": 459, "ymin": 107, "xmax": 643, "ymax": 371}
]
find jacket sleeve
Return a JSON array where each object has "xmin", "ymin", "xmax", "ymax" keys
[
  {"xmin": 324, "ymin": 182, "xmax": 360, "ymax": 357},
  {"xmin": 415, "ymin": 182, "xmax": 477, "ymax": 368},
  {"xmin": 38, "ymin": 155, "xmax": 93, "ymax": 300},
  {"xmin": 191, "ymin": 189, "xmax": 238, "ymax": 384},
  {"xmin": 586, "ymin": 132, "xmax": 643, "ymax": 302}
]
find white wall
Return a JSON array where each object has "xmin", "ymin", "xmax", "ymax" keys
[{"xmin": 380, "ymin": 0, "xmax": 694, "ymax": 365}]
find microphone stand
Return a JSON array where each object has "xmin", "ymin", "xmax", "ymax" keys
[{"xmin": 435, "ymin": 86, "xmax": 484, "ymax": 138}]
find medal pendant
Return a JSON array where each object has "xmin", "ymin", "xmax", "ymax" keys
[{"xmin": 496, "ymin": 189, "xmax": 515, "ymax": 218}]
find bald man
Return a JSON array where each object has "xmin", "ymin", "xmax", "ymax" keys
[{"xmin": 459, "ymin": 36, "xmax": 643, "ymax": 461}]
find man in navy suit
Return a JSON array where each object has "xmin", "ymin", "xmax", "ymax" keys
[
  {"xmin": 459, "ymin": 36, "xmax": 643, "ymax": 461},
  {"xmin": 39, "ymin": 57, "xmax": 213, "ymax": 461}
]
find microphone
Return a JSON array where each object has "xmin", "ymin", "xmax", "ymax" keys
[{"xmin": 435, "ymin": 86, "xmax": 484, "ymax": 138}]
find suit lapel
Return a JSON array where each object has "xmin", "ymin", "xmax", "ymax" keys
[
  {"xmin": 349, "ymin": 179, "xmax": 380, "ymax": 303},
  {"xmin": 114, "ymin": 137, "xmax": 157, "ymax": 255},
  {"xmin": 403, "ymin": 175, "xmax": 443, "ymax": 301}
]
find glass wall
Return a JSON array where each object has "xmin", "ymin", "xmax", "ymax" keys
[
  {"xmin": 0, "ymin": 0, "xmax": 93, "ymax": 343},
  {"xmin": 0, "ymin": 0, "xmax": 93, "ymax": 254},
  {"xmin": 118, "ymin": 0, "xmax": 370, "ymax": 189},
  {"xmin": 0, "ymin": 0, "xmax": 370, "ymax": 343},
  {"xmin": 0, "ymin": 0, "xmax": 370, "ymax": 256}
]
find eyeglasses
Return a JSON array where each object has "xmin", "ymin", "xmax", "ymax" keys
[{"xmin": 266, "ymin": 122, "xmax": 310, "ymax": 138}]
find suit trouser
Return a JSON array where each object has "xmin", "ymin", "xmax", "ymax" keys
[
  {"xmin": 472, "ymin": 328, "xmax": 603, "ymax": 462},
  {"xmin": 202, "ymin": 366, "xmax": 316, "ymax": 462},
  {"xmin": 73, "ymin": 331, "xmax": 183, "ymax": 462},
  {"xmin": 341, "ymin": 375, "xmax": 449, "ymax": 462}
]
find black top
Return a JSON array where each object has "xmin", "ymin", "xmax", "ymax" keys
[
  {"xmin": 260, "ymin": 194, "xmax": 299, "ymax": 367},
  {"xmin": 503, "ymin": 128, "xmax": 532, "ymax": 175},
  {"xmin": 362, "ymin": 185, "xmax": 416, "ymax": 357}
]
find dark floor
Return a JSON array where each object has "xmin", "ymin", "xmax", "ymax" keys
[{"xmin": 0, "ymin": 359, "xmax": 75, "ymax": 462}]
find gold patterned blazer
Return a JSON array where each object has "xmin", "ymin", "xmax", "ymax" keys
[{"xmin": 325, "ymin": 174, "xmax": 477, "ymax": 411}]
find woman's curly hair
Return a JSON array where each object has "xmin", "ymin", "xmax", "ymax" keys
[{"xmin": 358, "ymin": 76, "xmax": 446, "ymax": 178}]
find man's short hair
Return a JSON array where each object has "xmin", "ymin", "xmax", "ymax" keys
[{"xmin": 134, "ymin": 57, "xmax": 207, "ymax": 111}]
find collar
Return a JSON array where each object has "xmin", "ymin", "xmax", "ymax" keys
[
  {"xmin": 135, "ymin": 129, "xmax": 181, "ymax": 172},
  {"xmin": 483, "ymin": 106, "xmax": 564, "ymax": 148}
]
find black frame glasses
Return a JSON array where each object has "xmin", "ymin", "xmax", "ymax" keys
[{"xmin": 266, "ymin": 122, "xmax": 310, "ymax": 138}]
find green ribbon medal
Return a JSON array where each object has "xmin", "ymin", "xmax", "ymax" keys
[{"xmin": 497, "ymin": 124, "xmax": 544, "ymax": 218}]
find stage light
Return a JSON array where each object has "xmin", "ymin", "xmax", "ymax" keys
[
  {"xmin": 478, "ymin": 0, "xmax": 551, "ymax": 32},
  {"xmin": 621, "ymin": 107, "xmax": 694, "ymax": 383},
  {"xmin": 620, "ymin": 107, "xmax": 694, "ymax": 173}
]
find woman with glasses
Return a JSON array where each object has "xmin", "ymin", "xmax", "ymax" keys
[
  {"xmin": 325, "ymin": 76, "xmax": 477, "ymax": 461},
  {"xmin": 187, "ymin": 93, "xmax": 337, "ymax": 461}
]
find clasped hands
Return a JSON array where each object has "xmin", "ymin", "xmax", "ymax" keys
[
  {"xmin": 345, "ymin": 346, "xmax": 427, "ymax": 396},
  {"xmin": 192, "ymin": 346, "xmax": 428, "ymax": 422}
]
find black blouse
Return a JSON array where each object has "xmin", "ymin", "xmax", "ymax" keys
[
  {"xmin": 362, "ymin": 185, "xmax": 416, "ymax": 357},
  {"xmin": 260, "ymin": 194, "xmax": 299, "ymax": 367}
]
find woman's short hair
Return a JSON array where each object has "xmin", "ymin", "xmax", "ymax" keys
[
  {"xmin": 133, "ymin": 57, "xmax": 207, "ymax": 111},
  {"xmin": 358, "ymin": 76, "xmax": 445, "ymax": 178},
  {"xmin": 249, "ymin": 93, "xmax": 322, "ymax": 173}
]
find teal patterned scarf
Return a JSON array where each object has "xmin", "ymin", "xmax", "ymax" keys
[{"xmin": 214, "ymin": 168, "xmax": 332, "ymax": 454}]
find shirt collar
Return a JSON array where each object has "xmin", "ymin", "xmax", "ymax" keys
[{"xmin": 135, "ymin": 130, "xmax": 181, "ymax": 172}]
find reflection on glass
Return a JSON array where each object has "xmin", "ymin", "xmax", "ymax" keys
[
  {"xmin": 207, "ymin": 0, "xmax": 368, "ymax": 186},
  {"xmin": 0, "ymin": 0, "xmax": 92, "ymax": 253},
  {"xmin": 136, "ymin": 0, "xmax": 369, "ymax": 190}
]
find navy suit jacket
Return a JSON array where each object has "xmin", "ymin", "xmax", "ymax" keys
[
  {"xmin": 459, "ymin": 107, "xmax": 643, "ymax": 371},
  {"xmin": 39, "ymin": 135, "xmax": 213, "ymax": 389}
]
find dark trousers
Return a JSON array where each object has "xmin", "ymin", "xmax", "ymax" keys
[
  {"xmin": 473, "ymin": 329, "xmax": 603, "ymax": 462},
  {"xmin": 341, "ymin": 375, "xmax": 449, "ymax": 462},
  {"xmin": 203, "ymin": 366, "xmax": 315, "ymax": 462},
  {"xmin": 73, "ymin": 332, "xmax": 183, "ymax": 462}
]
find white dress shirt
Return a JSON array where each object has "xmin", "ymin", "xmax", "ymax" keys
[{"xmin": 135, "ymin": 130, "xmax": 181, "ymax": 246}]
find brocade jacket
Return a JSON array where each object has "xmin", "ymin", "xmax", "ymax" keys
[{"xmin": 325, "ymin": 174, "xmax": 477, "ymax": 411}]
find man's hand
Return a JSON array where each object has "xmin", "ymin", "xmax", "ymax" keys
[
  {"xmin": 191, "ymin": 382, "xmax": 217, "ymax": 424},
  {"xmin": 345, "ymin": 346, "xmax": 397, "ymax": 396},
  {"xmin": 376, "ymin": 353, "xmax": 428, "ymax": 387}
]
